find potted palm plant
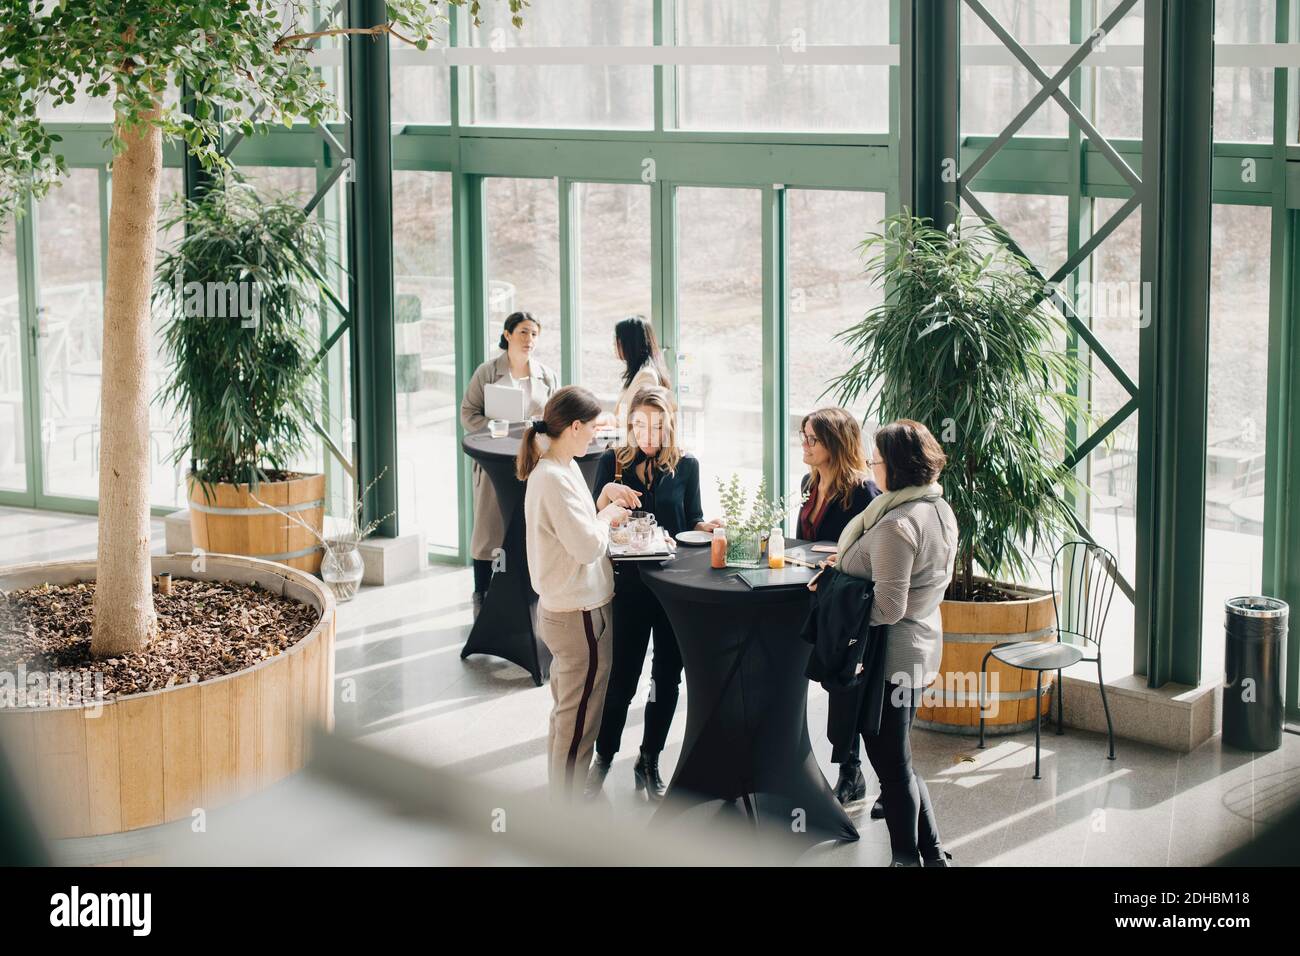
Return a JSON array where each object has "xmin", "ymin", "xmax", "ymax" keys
[
  {"xmin": 156, "ymin": 175, "xmax": 331, "ymax": 573},
  {"xmin": 831, "ymin": 210, "xmax": 1087, "ymax": 734}
]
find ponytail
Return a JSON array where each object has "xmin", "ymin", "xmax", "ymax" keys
[{"xmin": 515, "ymin": 385, "xmax": 602, "ymax": 480}]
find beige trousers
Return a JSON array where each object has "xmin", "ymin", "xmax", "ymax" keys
[{"xmin": 537, "ymin": 601, "xmax": 613, "ymax": 799}]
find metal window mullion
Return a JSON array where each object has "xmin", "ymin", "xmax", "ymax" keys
[
  {"xmin": 1264, "ymin": 0, "xmax": 1300, "ymax": 721},
  {"xmin": 760, "ymin": 184, "xmax": 787, "ymax": 520},
  {"xmin": 345, "ymin": 0, "xmax": 399, "ymax": 538},
  {"xmin": 558, "ymin": 177, "xmax": 579, "ymax": 385},
  {"xmin": 900, "ymin": 0, "xmax": 960, "ymax": 226},
  {"xmin": 452, "ymin": 172, "xmax": 485, "ymax": 562},
  {"xmin": 1134, "ymin": 0, "xmax": 1216, "ymax": 687},
  {"xmin": 13, "ymin": 192, "xmax": 39, "ymax": 506},
  {"xmin": 654, "ymin": 0, "xmax": 677, "ymax": 134}
]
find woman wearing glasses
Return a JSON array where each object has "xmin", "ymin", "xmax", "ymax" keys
[
  {"xmin": 796, "ymin": 407, "xmax": 881, "ymax": 806},
  {"xmin": 583, "ymin": 386, "xmax": 721, "ymax": 801},
  {"xmin": 825, "ymin": 419, "xmax": 958, "ymax": 866}
]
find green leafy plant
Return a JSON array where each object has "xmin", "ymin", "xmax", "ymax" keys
[
  {"xmin": 155, "ymin": 176, "xmax": 328, "ymax": 488},
  {"xmin": 830, "ymin": 210, "xmax": 1087, "ymax": 601},
  {"xmin": 716, "ymin": 474, "xmax": 795, "ymax": 540}
]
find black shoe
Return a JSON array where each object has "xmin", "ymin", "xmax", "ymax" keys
[
  {"xmin": 870, "ymin": 794, "xmax": 886, "ymax": 819},
  {"xmin": 834, "ymin": 763, "xmax": 866, "ymax": 805},
  {"xmin": 583, "ymin": 753, "xmax": 613, "ymax": 799},
  {"xmin": 889, "ymin": 856, "xmax": 922, "ymax": 867},
  {"xmin": 923, "ymin": 850, "xmax": 954, "ymax": 867},
  {"xmin": 633, "ymin": 748, "xmax": 667, "ymax": 801}
]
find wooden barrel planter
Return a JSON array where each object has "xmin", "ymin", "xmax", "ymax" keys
[
  {"xmin": 914, "ymin": 582, "xmax": 1057, "ymax": 736},
  {"xmin": 188, "ymin": 473, "xmax": 325, "ymax": 574},
  {"xmin": 0, "ymin": 553, "xmax": 335, "ymax": 858}
]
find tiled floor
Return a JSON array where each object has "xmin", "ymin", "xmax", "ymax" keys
[{"xmin": 3, "ymin": 504, "xmax": 1297, "ymax": 866}]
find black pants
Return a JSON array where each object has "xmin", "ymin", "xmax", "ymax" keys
[
  {"xmin": 860, "ymin": 682, "xmax": 943, "ymax": 865},
  {"xmin": 472, "ymin": 558, "xmax": 493, "ymax": 595},
  {"xmin": 595, "ymin": 567, "xmax": 683, "ymax": 760}
]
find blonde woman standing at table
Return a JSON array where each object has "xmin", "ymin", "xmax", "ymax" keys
[
  {"xmin": 824, "ymin": 418, "xmax": 958, "ymax": 867},
  {"xmin": 519, "ymin": 385, "xmax": 635, "ymax": 800},
  {"xmin": 460, "ymin": 311, "xmax": 560, "ymax": 618}
]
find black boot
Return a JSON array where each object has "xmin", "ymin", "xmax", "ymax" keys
[
  {"xmin": 471, "ymin": 591, "xmax": 485, "ymax": 620},
  {"xmin": 923, "ymin": 849, "xmax": 954, "ymax": 867},
  {"xmin": 584, "ymin": 753, "xmax": 613, "ymax": 800},
  {"xmin": 834, "ymin": 762, "xmax": 866, "ymax": 805},
  {"xmin": 870, "ymin": 794, "xmax": 886, "ymax": 819},
  {"xmin": 633, "ymin": 748, "xmax": 667, "ymax": 801}
]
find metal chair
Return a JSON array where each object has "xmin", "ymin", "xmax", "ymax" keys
[{"xmin": 979, "ymin": 541, "xmax": 1118, "ymax": 779}]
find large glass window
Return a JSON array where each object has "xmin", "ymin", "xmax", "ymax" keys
[
  {"xmin": 786, "ymin": 189, "xmax": 883, "ymax": 504},
  {"xmin": 393, "ymin": 171, "xmax": 458, "ymax": 550},
  {"xmin": 575, "ymin": 182, "xmax": 651, "ymax": 411},
  {"xmin": 1202, "ymin": 203, "xmax": 1271, "ymax": 678},
  {"xmin": 0, "ymin": 225, "xmax": 25, "ymax": 494},
  {"xmin": 675, "ymin": 0, "xmax": 891, "ymax": 132},
  {"xmin": 965, "ymin": 191, "xmax": 1069, "ymax": 278},
  {"xmin": 392, "ymin": 38, "xmax": 451, "ymax": 125},
  {"xmin": 1214, "ymin": 0, "xmax": 1275, "ymax": 144},
  {"xmin": 1093, "ymin": 0, "xmax": 1145, "ymax": 140},
  {"xmin": 675, "ymin": 187, "xmax": 763, "ymax": 520},
  {"xmin": 471, "ymin": 0, "xmax": 654, "ymax": 129},
  {"xmin": 483, "ymin": 177, "xmax": 563, "ymax": 375},
  {"xmin": 1082, "ymin": 197, "xmax": 1143, "ymax": 678},
  {"xmin": 961, "ymin": 0, "xmax": 1071, "ymax": 138},
  {"xmin": 36, "ymin": 169, "xmax": 103, "ymax": 500}
]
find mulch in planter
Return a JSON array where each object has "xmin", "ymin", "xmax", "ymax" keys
[{"xmin": 0, "ymin": 578, "xmax": 319, "ymax": 706}]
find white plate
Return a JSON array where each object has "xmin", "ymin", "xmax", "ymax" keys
[{"xmin": 675, "ymin": 530, "xmax": 713, "ymax": 547}]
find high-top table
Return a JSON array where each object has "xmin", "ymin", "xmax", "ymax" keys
[
  {"xmin": 640, "ymin": 542, "xmax": 859, "ymax": 845},
  {"xmin": 460, "ymin": 424, "xmax": 613, "ymax": 685}
]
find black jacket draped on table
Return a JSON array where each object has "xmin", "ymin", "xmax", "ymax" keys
[{"xmin": 800, "ymin": 565, "xmax": 889, "ymax": 761}]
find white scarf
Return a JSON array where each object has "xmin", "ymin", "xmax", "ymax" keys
[{"xmin": 836, "ymin": 482, "xmax": 944, "ymax": 555}]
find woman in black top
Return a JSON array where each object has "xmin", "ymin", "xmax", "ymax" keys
[
  {"xmin": 797, "ymin": 408, "xmax": 881, "ymax": 807},
  {"xmin": 585, "ymin": 386, "xmax": 720, "ymax": 801}
]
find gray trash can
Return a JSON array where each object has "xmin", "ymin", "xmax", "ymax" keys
[{"xmin": 1223, "ymin": 596, "xmax": 1288, "ymax": 752}]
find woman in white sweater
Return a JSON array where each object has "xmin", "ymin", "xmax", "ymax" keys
[{"xmin": 518, "ymin": 385, "xmax": 638, "ymax": 799}]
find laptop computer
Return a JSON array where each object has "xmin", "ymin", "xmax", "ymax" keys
[{"xmin": 484, "ymin": 382, "xmax": 527, "ymax": 422}]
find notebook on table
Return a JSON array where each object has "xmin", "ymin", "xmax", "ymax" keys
[{"xmin": 737, "ymin": 566, "xmax": 817, "ymax": 590}]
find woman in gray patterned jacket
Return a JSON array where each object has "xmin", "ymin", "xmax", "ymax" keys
[{"xmin": 830, "ymin": 418, "xmax": 958, "ymax": 866}]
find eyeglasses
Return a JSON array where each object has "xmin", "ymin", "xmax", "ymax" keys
[{"xmin": 799, "ymin": 433, "xmax": 819, "ymax": 447}]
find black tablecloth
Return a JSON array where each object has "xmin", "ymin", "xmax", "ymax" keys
[
  {"xmin": 640, "ymin": 542, "xmax": 858, "ymax": 844},
  {"xmin": 460, "ymin": 424, "xmax": 612, "ymax": 684}
]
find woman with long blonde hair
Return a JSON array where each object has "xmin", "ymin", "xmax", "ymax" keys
[{"xmin": 583, "ymin": 386, "xmax": 720, "ymax": 800}]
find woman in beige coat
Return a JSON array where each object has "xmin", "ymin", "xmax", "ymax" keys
[{"xmin": 460, "ymin": 311, "xmax": 560, "ymax": 616}]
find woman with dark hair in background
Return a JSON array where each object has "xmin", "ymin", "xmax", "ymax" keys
[
  {"xmin": 611, "ymin": 314, "xmax": 671, "ymax": 428},
  {"xmin": 461, "ymin": 311, "xmax": 559, "ymax": 618},
  {"xmin": 518, "ymin": 385, "xmax": 633, "ymax": 800},
  {"xmin": 828, "ymin": 418, "xmax": 958, "ymax": 866},
  {"xmin": 583, "ymin": 386, "xmax": 721, "ymax": 801},
  {"xmin": 796, "ymin": 407, "xmax": 881, "ymax": 807}
]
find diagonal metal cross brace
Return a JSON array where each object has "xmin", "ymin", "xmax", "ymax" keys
[
  {"xmin": 961, "ymin": 186, "xmax": 1139, "ymax": 401},
  {"xmin": 962, "ymin": 0, "xmax": 1142, "ymax": 194}
]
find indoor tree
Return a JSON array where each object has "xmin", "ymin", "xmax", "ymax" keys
[
  {"xmin": 0, "ymin": 0, "xmax": 525, "ymax": 657},
  {"xmin": 830, "ymin": 210, "xmax": 1087, "ymax": 601}
]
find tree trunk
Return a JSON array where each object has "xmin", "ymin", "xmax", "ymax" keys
[{"xmin": 91, "ymin": 107, "xmax": 162, "ymax": 658}]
